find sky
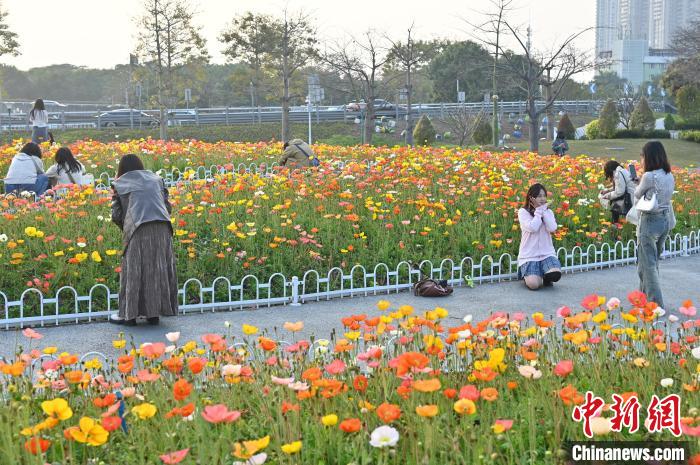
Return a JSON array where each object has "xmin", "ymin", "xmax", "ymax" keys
[{"xmin": 1, "ymin": 0, "xmax": 596, "ymax": 79}]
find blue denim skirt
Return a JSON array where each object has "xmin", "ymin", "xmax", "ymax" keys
[{"xmin": 518, "ymin": 256, "xmax": 562, "ymax": 279}]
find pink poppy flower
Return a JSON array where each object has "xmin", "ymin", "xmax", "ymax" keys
[
  {"xmin": 160, "ymin": 448, "xmax": 190, "ymax": 464},
  {"xmin": 511, "ymin": 312, "xmax": 526, "ymax": 322},
  {"xmin": 494, "ymin": 419, "xmax": 514, "ymax": 431},
  {"xmin": 679, "ymin": 301, "xmax": 697, "ymax": 317},
  {"xmin": 271, "ymin": 376, "xmax": 294, "ymax": 385},
  {"xmin": 141, "ymin": 342, "xmax": 166, "ymax": 359},
  {"xmin": 22, "ymin": 328, "xmax": 43, "ymax": 339},
  {"xmin": 459, "ymin": 384, "xmax": 480, "ymax": 401},
  {"xmin": 201, "ymin": 404, "xmax": 241, "ymax": 424},
  {"xmin": 556, "ymin": 306, "xmax": 571, "ymax": 318},
  {"xmin": 553, "ymin": 360, "xmax": 574, "ymax": 378},
  {"xmin": 324, "ymin": 359, "xmax": 346, "ymax": 375}
]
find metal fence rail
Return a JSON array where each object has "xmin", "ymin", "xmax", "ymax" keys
[
  {"xmin": 1, "ymin": 229, "xmax": 697, "ymax": 329},
  {"xmin": 0, "ymin": 100, "xmax": 651, "ymax": 131}
]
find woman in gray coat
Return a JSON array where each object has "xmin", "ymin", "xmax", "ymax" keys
[
  {"xmin": 110, "ymin": 154, "xmax": 178, "ymax": 325},
  {"xmin": 635, "ymin": 141, "xmax": 674, "ymax": 309}
]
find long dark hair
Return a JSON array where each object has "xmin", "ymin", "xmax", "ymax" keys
[
  {"xmin": 117, "ymin": 154, "xmax": 144, "ymax": 177},
  {"xmin": 54, "ymin": 147, "xmax": 82, "ymax": 174},
  {"xmin": 30, "ymin": 99, "xmax": 45, "ymax": 119},
  {"xmin": 523, "ymin": 183, "xmax": 547, "ymax": 216},
  {"xmin": 604, "ymin": 160, "xmax": 621, "ymax": 181},
  {"xmin": 641, "ymin": 141, "xmax": 671, "ymax": 173},
  {"xmin": 20, "ymin": 142, "xmax": 42, "ymax": 158}
]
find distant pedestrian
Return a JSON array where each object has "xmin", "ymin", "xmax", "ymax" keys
[
  {"xmin": 600, "ymin": 160, "xmax": 636, "ymax": 223},
  {"xmin": 110, "ymin": 154, "xmax": 178, "ymax": 326},
  {"xmin": 3, "ymin": 142, "xmax": 49, "ymax": 196},
  {"xmin": 29, "ymin": 99, "xmax": 49, "ymax": 144},
  {"xmin": 46, "ymin": 147, "xmax": 86, "ymax": 187},
  {"xmin": 279, "ymin": 139, "xmax": 319, "ymax": 168},
  {"xmin": 551, "ymin": 133, "xmax": 569, "ymax": 156},
  {"xmin": 635, "ymin": 141, "xmax": 675, "ymax": 308},
  {"xmin": 517, "ymin": 183, "xmax": 562, "ymax": 290}
]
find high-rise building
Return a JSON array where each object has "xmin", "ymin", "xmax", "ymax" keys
[
  {"xmin": 649, "ymin": 0, "xmax": 700, "ymax": 49},
  {"xmin": 619, "ymin": 0, "xmax": 650, "ymax": 40},
  {"xmin": 596, "ymin": 0, "xmax": 698, "ymax": 85},
  {"xmin": 596, "ymin": 0, "xmax": 620, "ymax": 59}
]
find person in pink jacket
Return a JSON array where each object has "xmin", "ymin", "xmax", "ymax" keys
[{"xmin": 517, "ymin": 183, "xmax": 562, "ymax": 290}]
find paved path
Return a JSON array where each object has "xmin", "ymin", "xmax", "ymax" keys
[{"xmin": 1, "ymin": 255, "xmax": 698, "ymax": 359}]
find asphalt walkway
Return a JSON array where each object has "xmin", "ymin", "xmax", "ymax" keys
[{"xmin": 1, "ymin": 255, "xmax": 698, "ymax": 359}]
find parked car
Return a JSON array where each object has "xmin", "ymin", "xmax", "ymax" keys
[
  {"xmin": 346, "ymin": 99, "xmax": 395, "ymax": 112},
  {"xmin": 96, "ymin": 109, "xmax": 159, "ymax": 128}
]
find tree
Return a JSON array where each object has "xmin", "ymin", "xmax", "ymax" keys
[
  {"xmin": 591, "ymin": 71, "xmax": 628, "ymax": 100},
  {"xmin": 265, "ymin": 11, "xmax": 317, "ymax": 142},
  {"xmin": 428, "ymin": 41, "xmax": 491, "ymax": 103},
  {"xmin": 0, "ymin": 6, "xmax": 19, "ymax": 58},
  {"xmin": 465, "ymin": 0, "xmax": 516, "ymax": 147},
  {"xmin": 556, "ymin": 114, "xmax": 576, "ymax": 139},
  {"xmin": 598, "ymin": 99, "xmax": 619, "ymax": 138},
  {"xmin": 134, "ymin": 0, "xmax": 209, "ymax": 140},
  {"xmin": 220, "ymin": 12, "xmax": 276, "ymax": 111},
  {"xmin": 413, "ymin": 114, "xmax": 436, "ymax": 146},
  {"xmin": 323, "ymin": 31, "xmax": 390, "ymax": 144},
  {"xmin": 676, "ymin": 84, "xmax": 700, "ymax": 122},
  {"xmin": 629, "ymin": 97, "xmax": 656, "ymax": 131},
  {"xmin": 440, "ymin": 108, "xmax": 488, "ymax": 146},
  {"xmin": 386, "ymin": 26, "xmax": 439, "ymax": 146},
  {"xmin": 496, "ymin": 24, "xmax": 596, "ymax": 151},
  {"xmin": 473, "ymin": 119, "xmax": 493, "ymax": 144}
]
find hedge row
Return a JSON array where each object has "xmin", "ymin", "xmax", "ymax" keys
[
  {"xmin": 679, "ymin": 130, "xmax": 700, "ymax": 143},
  {"xmin": 0, "ymin": 122, "xmax": 364, "ymax": 145}
]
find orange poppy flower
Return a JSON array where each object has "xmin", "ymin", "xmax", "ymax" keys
[
  {"xmin": 416, "ymin": 405, "xmax": 439, "ymax": 417},
  {"xmin": 339, "ymin": 418, "xmax": 362, "ymax": 433},
  {"xmin": 353, "ymin": 375, "xmax": 368, "ymax": 392},
  {"xmin": 173, "ymin": 378, "xmax": 193, "ymax": 401},
  {"xmin": 258, "ymin": 337, "xmax": 277, "ymax": 352},
  {"xmin": 187, "ymin": 357, "xmax": 207, "ymax": 375},
  {"xmin": 394, "ymin": 352, "xmax": 430, "ymax": 377},
  {"xmin": 558, "ymin": 384, "xmax": 585, "ymax": 406},
  {"xmin": 413, "ymin": 378, "xmax": 441, "ymax": 393},
  {"xmin": 93, "ymin": 393, "xmax": 117, "ymax": 408},
  {"xmin": 376, "ymin": 403, "xmax": 402, "ymax": 424},
  {"xmin": 302, "ymin": 367, "xmax": 322, "ymax": 382},
  {"xmin": 481, "ymin": 387, "xmax": 499, "ymax": 402},
  {"xmin": 163, "ymin": 356, "xmax": 184, "ymax": 374}
]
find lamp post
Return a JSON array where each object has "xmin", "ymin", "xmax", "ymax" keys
[{"xmin": 492, "ymin": 94, "xmax": 499, "ymax": 146}]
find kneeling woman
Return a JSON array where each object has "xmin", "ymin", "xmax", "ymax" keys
[
  {"xmin": 110, "ymin": 154, "xmax": 178, "ymax": 325},
  {"xmin": 517, "ymin": 183, "xmax": 562, "ymax": 290}
]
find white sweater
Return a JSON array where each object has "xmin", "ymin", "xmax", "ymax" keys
[
  {"xmin": 29, "ymin": 110, "xmax": 49, "ymax": 127},
  {"xmin": 4, "ymin": 153, "xmax": 45, "ymax": 184},
  {"xmin": 46, "ymin": 162, "xmax": 86, "ymax": 185}
]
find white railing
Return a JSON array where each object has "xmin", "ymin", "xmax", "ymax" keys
[{"xmin": 1, "ymin": 230, "xmax": 698, "ymax": 329}]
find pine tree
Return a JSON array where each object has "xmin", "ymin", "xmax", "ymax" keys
[
  {"xmin": 556, "ymin": 114, "xmax": 576, "ymax": 139},
  {"xmin": 629, "ymin": 97, "xmax": 656, "ymax": 132},
  {"xmin": 413, "ymin": 114, "xmax": 437, "ymax": 146},
  {"xmin": 598, "ymin": 99, "xmax": 620, "ymax": 139}
]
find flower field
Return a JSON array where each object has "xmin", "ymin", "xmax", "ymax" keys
[
  {"xmin": 1, "ymin": 293, "xmax": 699, "ymax": 464},
  {"xmin": 0, "ymin": 139, "xmax": 699, "ymax": 312}
]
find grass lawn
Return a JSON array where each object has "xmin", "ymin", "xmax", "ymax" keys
[{"xmin": 509, "ymin": 138, "xmax": 700, "ymax": 168}]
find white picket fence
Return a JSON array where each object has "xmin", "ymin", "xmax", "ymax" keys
[{"xmin": 1, "ymin": 229, "xmax": 698, "ymax": 329}]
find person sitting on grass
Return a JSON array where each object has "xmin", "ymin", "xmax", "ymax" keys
[
  {"xmin": 552, "ymin": 133, "xmax": 569, "ymax": 156},
  {"xmin": 278, "ymin": 139, "xmax": 319, "ymax": 168},
  {"xmin": 3, "ymin": 142, "xmax": 49, "ymax": 196},
  {"xmin": 517, "ymin": 183, "xmax": 562, "ymax": 290},
  {"xmin": 46, "ymin": 147, "xmax": 87, "ymax": 187}
]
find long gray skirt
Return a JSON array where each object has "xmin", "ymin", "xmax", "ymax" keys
[{"xmin": 118, "ymin": 221, "xmax": 178, "ymax": 320}]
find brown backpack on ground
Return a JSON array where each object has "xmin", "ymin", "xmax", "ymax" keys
[{"xmin": 411, "ymin": 262, "xmax": 454, "ymax": 297}]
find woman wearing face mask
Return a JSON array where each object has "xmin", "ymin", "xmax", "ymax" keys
[{"xmin": 517, "ymin": 183, "xmax": 562, "ymax": 290}]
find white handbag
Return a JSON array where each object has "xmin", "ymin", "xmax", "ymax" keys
[
  {"xmin": 626, "ymin": 202, "xmax": 640, "ymax": 226},
  {"xmin": 635, "ymin": 173, "xmax": 657, "ymax": 212}
]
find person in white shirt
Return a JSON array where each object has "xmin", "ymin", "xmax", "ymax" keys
[
  {"xmin": 46, "ymin": 147, "xmax": 86, "ymax": 187},
  {"xmin": 29, "ymin": 99, "xmax": 49, "ymax": 144},
  {"xmin": 3, "ymin": 142, "xmax": 49, "ymax": 195}
]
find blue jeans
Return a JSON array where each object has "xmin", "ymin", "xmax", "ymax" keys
[
  {"xmin": 4, "ymin": 174, "xmax": 49, "ymax": 196},
  {"xmin": 32, "ymin": 126, "xmax": 49, "ymax": 144},
  {"xmin": 637, "ymin": 210, "xmax": 670, "ymax": 308}
]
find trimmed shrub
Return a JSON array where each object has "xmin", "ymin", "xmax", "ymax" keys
[
  {"xmin": 412, "ymin": 114, "xmax": 437, "ymax": 146},
  {"xmin": 598, "ymin": 99, "xmax": 620, "ymax": 139},
  {"xmin": 680, "ymin": 130, "xmax": 700, "ymax": 143},
  {"xmin": 664, "ymin": 113, "xmax": 675, "ymax": 130},
  {"xmin": 613, "ymin": 129, "xmax": 670, "ymax": 139},
  {"xmin": 556, "ymin": 114, "xmax": 576, "ymax": 139},
  {"xmin": 472, "ymin": 119, "xmax": 493, "ymax": 145},
  {"xmin": 586, "ymin": 119, "xmax": 601, "ymax": 140},
  {"xmin": 629, "ymin": 97, "xmax": 656, "ymax": 132}
]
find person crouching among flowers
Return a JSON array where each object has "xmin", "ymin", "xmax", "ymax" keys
[{"xmin": 517, "ymin": 183, "xmax": 562, "ymax": 290}]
